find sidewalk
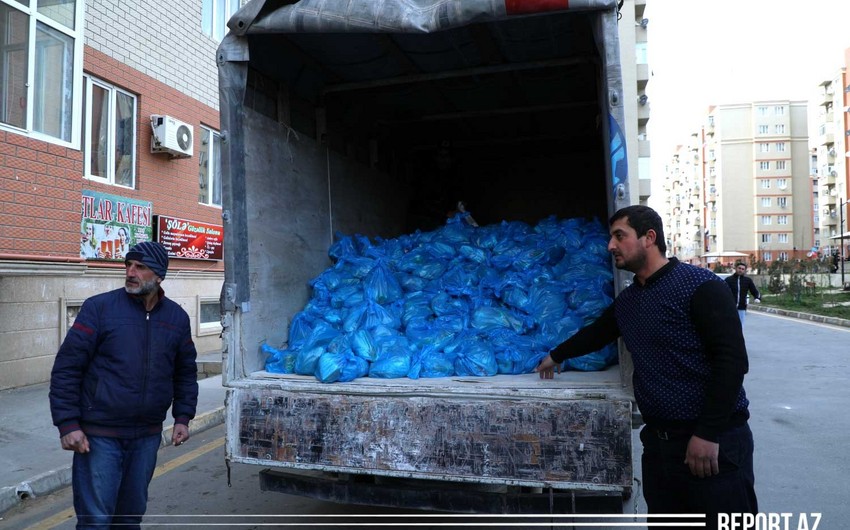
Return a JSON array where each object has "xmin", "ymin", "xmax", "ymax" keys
[{"xmin": 0, "ymin": 374, "xmax": 226, "ymax": 515}]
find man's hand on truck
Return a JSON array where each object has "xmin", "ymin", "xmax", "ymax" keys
[{"xmin": 535, "ymin": 354, "xmax": 561, "ymax": 379}]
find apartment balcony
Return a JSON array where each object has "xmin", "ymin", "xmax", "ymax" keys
[
  {"xmin": 638, "ymin": 138, "xmax": 651, "ymax": 157},
  {"xmin": 819, "ymin": 131, "xmax": 834, "ymax": 146},
  {"xmin": 635, "ymin": 0, "xmax": 646, "ymax": 17},
  {"xmin": 637, "ymin": 101, "xmax": 650, "ymax": 126},
  {"xmin": 636, "ymin": 63, "xmax": 649, "ymax": 91},
  {"xmin": 819, "ymin": 91, "xmax": 834, "ymax": 106}
]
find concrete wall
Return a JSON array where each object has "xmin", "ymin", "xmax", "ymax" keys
[{"xmin": 0, "ymin": 267, "xmax": 222, "ymax": 391}]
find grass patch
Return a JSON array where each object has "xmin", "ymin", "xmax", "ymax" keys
[{"xmin": 759, "ymin": 290, "xmax": 850, "ymax": 320}]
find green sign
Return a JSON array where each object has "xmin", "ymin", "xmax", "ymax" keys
[{"xmin": 80, "ymin": 190, "xmax": 153, "ymax": 261}]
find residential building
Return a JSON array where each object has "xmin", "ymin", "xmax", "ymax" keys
[
  {"xmin": 619, "ymin": 0, "xmax": 652, "ymax": 205},
  {"xmin": 0, "ymin": 1, "xmax": 240, "ymax": 390},
  {"xmin": 662, "ymin": 101, "xmax": 812, "ymax": 267},
  {"xmin": 812, "ymin": 68, "xmax": 849, "ymax": 258}
]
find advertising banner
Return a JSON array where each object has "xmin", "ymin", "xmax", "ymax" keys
[
  {"xmin": 156, "ymin": 215, "xmax": 224, "ymax": 261},
  {"xmin": 80, "ymin": 191, "xmax": 153, "ymax": 260}
]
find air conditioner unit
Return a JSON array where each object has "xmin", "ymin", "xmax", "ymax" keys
[
  {"xmin": 150, "ymin": 115, "xmax": 193, "ymax": 158},
  {"xmin": 830, "ymin": 170, "xmax": 837, "ymax": 177},
  {"xmin": 828, "ymin": 148, "xmax": 836, "ymax": 157}
]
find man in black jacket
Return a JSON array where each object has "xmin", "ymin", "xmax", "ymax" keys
[
  {"xmin": 725, "ymin": 262, "xmax": 761, "ymax": 325},
  {"xmin": 50, "ymin": 241, "xmax": 198, "ymax": 529}
]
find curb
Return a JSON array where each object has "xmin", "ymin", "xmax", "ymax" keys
[
  {"xmin": 749, "ymin": 304, "xmax": 850, "ymax": 328},
  {"xmin": 0, "ymin": 407, "xmax": 225, "ymax": 517}
]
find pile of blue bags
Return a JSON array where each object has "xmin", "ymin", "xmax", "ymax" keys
[{"xmin": 263, "ymin": 214, "xmax": 618, "ymax": 383}]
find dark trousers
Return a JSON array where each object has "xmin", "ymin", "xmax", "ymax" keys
[
  {"xmin": 640, "ymin": 423, "xmax": 758, "ymax": 530},
  {"xmin": 72, "ymin": 433, "xmax": 161, "ymax": 529}
]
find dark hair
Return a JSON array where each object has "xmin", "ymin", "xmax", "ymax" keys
[
  {"xmin": 735, "ymin": 261, "xmax": 746, "ymax": 268},
  {"xmin": 609, "ymin": 205, "xmax": 667, "ymax": 254}
]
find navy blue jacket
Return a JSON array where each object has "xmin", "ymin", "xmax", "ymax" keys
[{"xmin": 49, "ymin": 287, "xmax": 198, "ymax": 439}]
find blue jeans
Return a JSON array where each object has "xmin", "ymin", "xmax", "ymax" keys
[
  {"xmin": 640, "ymin": 423, "xmax": 757, "ymax": 530},
  {"xmin": 72, "ymin": 434, "xmax": 161, "ymax": 529},
  {"xmin": 738, "ymin": 309, "xmax": 746, "ymax": 325}
]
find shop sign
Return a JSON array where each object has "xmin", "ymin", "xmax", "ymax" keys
[
  {"xmin": 156, "ymin": 215, "xmax": 224, "ymax": 261},
  {"xmin": 80, "ymin": 190, "xmax": 153, "ymax": 261}
]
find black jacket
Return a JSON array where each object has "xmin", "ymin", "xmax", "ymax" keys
[{"xmin": 725, "ymin": 274, "xmax": 760, "ymax": 310}]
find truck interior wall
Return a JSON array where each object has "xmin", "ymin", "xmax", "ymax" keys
[{"xmin": 236, "ymin": 104, "xmax": 408, "ymax": 372}]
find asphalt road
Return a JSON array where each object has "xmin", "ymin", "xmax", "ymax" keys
[{"xmin": 2, "ymin": 311, "xmax": 848, "ymax": 529}]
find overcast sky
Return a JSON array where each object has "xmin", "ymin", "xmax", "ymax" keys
[{"xmin": 645, "ymin": 0, "xmax": 850, "ymax": 163}]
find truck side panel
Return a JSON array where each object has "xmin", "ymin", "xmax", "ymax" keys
[{"xmin": 234, "ymin": 387, "xmax": 631, "ymax": 490}]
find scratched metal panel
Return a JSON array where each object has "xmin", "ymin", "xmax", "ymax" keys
[{"xmin": 232, "ymin": 388, "xmax": 632, "ymax": 489}]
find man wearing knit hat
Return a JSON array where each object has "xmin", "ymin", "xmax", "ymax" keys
[{"xmin": 50, "ymin": 240, "xmax": 198, "ymax": 528}]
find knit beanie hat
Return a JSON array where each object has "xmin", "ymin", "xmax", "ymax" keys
[{"xmin": 125, "ymin": 241, "xmax": 169, "ymax": 279}]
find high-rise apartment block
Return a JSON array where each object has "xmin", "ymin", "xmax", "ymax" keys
[
  {"xmin": 812, "ymin": 70, "xmax": 849, "ymax": 257},
  {"xmin": 662, "ymin": 102, "xmax": 812, "ymax": 266}
]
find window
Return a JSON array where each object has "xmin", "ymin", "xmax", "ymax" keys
[
  {"xmin": 775, "ymin": 124, "xmax": 785, "ymax": 134},
  {"xmin": 776, "ymin": 142, "xmax": 786, "ymax": 152},
  {"xmin": 777, "ymin": 197, "xmax": 787, "ymax": 208},
  {"xmin": 759, "ymin": 143, "xmax": 770, "ymax": 153},
  {"xmin": 763, "ymin": 251, "xmax": 772, "ymax": 261},
  {"xmin": 779, "ymin": 251, "xmax": 788, "ymax": 261},
  {"xmin": 761, "ymin": 197, "xmax": 771, "ymax": 207},
  {"xmin": 774, "ymin": 106, "xmax": 785, "ymax": 116},
  {"xmin": 778, "ymin": 233, "xmax": 788, "ymax": 243},
  {"xmin": 0, "ymin": 1, "xmax": 83, "ymax": 145},
  {"xmin": 759, "ymin": 161, "xmax": 770, "ymax": 171},
  {"xmin": 778, "ymin": 215, "xmax": 788, "ymax": 225},
  {"xmin": 757, "ymin": 106, "xmax": 768, "ymax": 116},
  {"xmin": 761, "ymin": 179, "xmax": 771, "ymax": 189},
  {"xmin": 197, "ymin": 296, "xmax": 222, "ymax": 336},
  {"xmin": 758, "ymin": 125, "xmax": 769, "ymax": 134},
  {"xmin": 776, "ymin": 160, "xmax": 786, "ymax": 170},
  {"xmin": 777, "ymin": 178, "xmax": 788, "ymax": 189},
  {"xmin": 761, "ymin": 234, "xmax": 771, "ymax": 243},
  {"xmin": 202, "ymin": 0, "xmax": 240, "ymax": 42},
  {"xmin": 762, "ymin": 215, "xmax": 772, "ymax": 225},
  {"xmin": 199, "ymin": 126, "xmax": 222, "ymax": 207},
  {"xmin": 83, "ymin": 76, "xmax": 136, "ymax": 188}
]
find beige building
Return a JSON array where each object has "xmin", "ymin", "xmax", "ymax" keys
[
  {"xmin": 618, "ymin": 0, "xmax": 652, "ymax": 205},
  {"xmin": 812, "ymin": 72, "xmax": 849, "ymax": 256},
  {"xmin": 662, "ymin": 101, "xmax": 812, "ymax": 267}
]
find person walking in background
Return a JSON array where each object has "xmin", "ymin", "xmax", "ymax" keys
[
  {"xmin": 536, "ymin": 205, "xmax": 756, "ymax": 528},
  {"xmin": 49, "ymin": 241, "xmax": 198, "ymax": 529},
  {"xmin": 725, "ymin": 262, "xmax": 760, "ymax": 325}
]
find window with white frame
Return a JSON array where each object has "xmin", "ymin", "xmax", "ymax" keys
[
  {"xmin": 761, "ymin": 197, "xmax": 771, "ymax": 207},
  {"xmin": 202, "ymin": 0, "xmax": 240, "ymax": 42},
  {"xmin": 758, "ymin": 125, "xmax": 769, "ymax": 134},
  {"xmin": 775, "ymin": 124, "xmax": 785, "ymax": 134},
  {"xmin": 761, "ymin": 179, "xmax": 771, "ymax": 189},
  {"xmin": 197, "ymin": 296, "xmax": 222, "ymax": 336},
  {"xmin": 777, "ymin": 215, "xmax": 788, "ymax": 225},
  {"xmin": 759, "ymin": 143, "xmax": 769, "ymax": 153},
  {"xmin": 757, "ymin": 106, "xmax": 768, "ymax": 116},
  {"xmin": 762, "ymin": 215, "xmax": 772, "ymax": 225},
  {"xmin": 776, "ymin": 142, "xmax": 786, "ymax": 152},
  {"xmin": 763, "ymin": 251, "xmax": 772, "ymax": 261},
  {"xmin": 777, "ymin": 197, "xmax": 787, "ymax": 207},
  {"xmin": 198, "ymin": 126, "xmax": 222, "ymax": 206},
  {"xmin": 778, "ymin": 233, "xmax": 788, "ymax": 243},
  {"xmin": 776, "ymin": 160, "xmax": 786, "ymax": 170},
  {"xmin": 778, "ymin": 251, "xmax": 788, "ymax": 261},
  {"xmin": 777, "ymin": 178, "xmax": 788, "ymax": 189},
  {"xmin": 83, "ymin": 76, "xmax": 136, "ymax": 188},
  {"xmin": 0, "ymin": 1, "xmax": 83, "ymax": 145},
  {"xmin": 774, "ymin": 106, "xmax": 785, "ymax": 115},
  {"xmin": 761, "ymin": 233, "xmax": 771, "ymax": 243},
  {"xmin": 759, "ymin": 161, "xmax": 770, "ymax": 171}
]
